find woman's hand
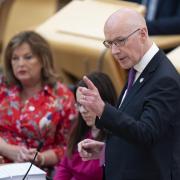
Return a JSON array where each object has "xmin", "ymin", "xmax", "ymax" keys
[
  {"xmin": 0, "ymin": 138, "xmax": 36, "ymax": 163},
  {"xmin": 0, "ymin": 138, "xmax": 58, "ymax": 166},
  {"xmin": 29, "ymin": 149, "xmax": 59, "ymax": 167},
  {"xmin": 17, "ymin": 147, "xmax": 46, "ymax": 166},
  {"xmin": 16, "ymin": 147, "xmax": 36, "ymax": 162}
]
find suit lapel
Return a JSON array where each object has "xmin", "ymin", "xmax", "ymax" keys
[
  {"xmin": 119, "ymin": 50, "xmax": 162, "ymax": 110},
  {"xmin": 116, "ymin": 85, "xmax": 127, "ymax": 108}
]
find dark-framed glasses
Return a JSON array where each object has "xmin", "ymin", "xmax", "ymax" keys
[{"xmin": 103, "ymin": 28, "xmax": 140, "ymax": 48}]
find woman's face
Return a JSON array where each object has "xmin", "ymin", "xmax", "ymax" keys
[
  {"xmin": 76, "ymin": 88, "xmax": 96, "ymax": 127},
  {"xmin": 11, "ymin": 42, "xmax": 43, "ymax": 86}
]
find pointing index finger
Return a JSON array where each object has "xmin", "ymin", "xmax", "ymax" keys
[{"xmin": 83, "ymin": 76, "xmax": 96, "ymax": 90}]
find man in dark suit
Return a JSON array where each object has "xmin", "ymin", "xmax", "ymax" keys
[
  {"xmin": 126, "ymin": 0, "xmax": 180, "ymax": 35},
  {"xmin": 77, "ymin": 8, "xmax": 180, "ymax": 180}
]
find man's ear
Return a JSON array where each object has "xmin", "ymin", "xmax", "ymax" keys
[{"xmin": 140, "ymin": 27, "xmax": 148, "ymax": 41}]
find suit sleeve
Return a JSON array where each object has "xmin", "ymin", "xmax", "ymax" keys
[{"xmin": 96, "ymin": 76, "xmax": 180, "ymax": 146}]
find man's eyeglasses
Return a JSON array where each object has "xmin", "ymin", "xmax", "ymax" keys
[{"xmin": 103, "ymin": 28, "xmax": 140, "ymax": 48}]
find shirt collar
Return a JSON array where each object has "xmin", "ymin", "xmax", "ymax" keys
[{"xmin": 134, "ymin": 42, "xmax": 159, "ymax": 74}]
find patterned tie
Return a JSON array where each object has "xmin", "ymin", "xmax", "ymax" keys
[{"xmin": 127, "ymin": 68, "xmax": 136, "ymax": 94}]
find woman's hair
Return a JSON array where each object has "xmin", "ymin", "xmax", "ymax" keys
[
  {"xmin": 3, "ymin": 30, "xmax": 59, "ymax": 86},
  {"xmin": 67, "ymin": 71, "xmax": 117, "ymax": 157}
]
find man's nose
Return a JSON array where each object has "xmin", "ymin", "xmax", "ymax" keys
[{"xmin": 111, "ymin": 44, "xmax": 121, "ymax": 55}]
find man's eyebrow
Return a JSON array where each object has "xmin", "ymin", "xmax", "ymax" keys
[
  {"xmin": 104, "ymin": 35, "xmax": 126, "ymax": 43},
  {"xmin": 109, "ymin": 36, "xmax": 125, "ymax": 42}
]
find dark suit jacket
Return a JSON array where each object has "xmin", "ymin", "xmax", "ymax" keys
[
  {"xmin": 96, "ymin": 50, "xmax": 180, "ymax": 180},
  {"xmin": 126, "ymin": 0, "xmax": 180, "ymax": 35}
]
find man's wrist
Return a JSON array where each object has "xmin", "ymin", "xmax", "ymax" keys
[{"xmin": 97, "ymin": 102, "xmax": 105, "ymax": 119}]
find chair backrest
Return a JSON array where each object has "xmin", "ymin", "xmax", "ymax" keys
[{"xmin": 46, "ymin": 37, "xmax": 127, "ymax": 94}]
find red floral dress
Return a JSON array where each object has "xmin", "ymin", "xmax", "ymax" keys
[{"xmin": 0, "ymin": 77, "xmax": 77, "ymax": 164}]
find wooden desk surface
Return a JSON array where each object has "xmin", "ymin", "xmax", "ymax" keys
[
  {"xmin": 37, "ymin": 0, "xmax": 145, "ymax": 39},
  {"xmin": 151, "ymin": 36, "xmax": 180, "ymax": 50},
  {"xmin": 37, "ymin": 0, "xmax": 180, "ymax": 49}
]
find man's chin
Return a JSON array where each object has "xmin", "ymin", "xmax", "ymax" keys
[{"xmin": 118, "ymin": 62, "xmax": 130, "ymax": 70}]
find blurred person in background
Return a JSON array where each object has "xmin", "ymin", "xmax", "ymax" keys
[
  {"xmin": 125, "ymin": 0, "xmax": 180, "ymax": 35},
  {"xmin": 0, "ymin": 31, "xmax": 77, "ymax": 176},
  {"xmin": 54, "ymin": 72, "xmax": 117, "ymax": 180}
]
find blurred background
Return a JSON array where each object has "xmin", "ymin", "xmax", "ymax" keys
[{"xmin": 0, "ymin": 0, "xmax": 179, "ymax": 95}]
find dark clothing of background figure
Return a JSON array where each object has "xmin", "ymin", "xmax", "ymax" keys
[
  {"xmin": 96, "ymin": 50, "xmax": 180, "ymax": 180},
  {"xmin": 126, "ymin": 0, "xmax": 180, "ymax": 35}
]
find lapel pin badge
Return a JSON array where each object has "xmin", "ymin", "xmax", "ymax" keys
[{"xmin": 139, "ymin": 78, "xmax": 144, "ymax": 83}]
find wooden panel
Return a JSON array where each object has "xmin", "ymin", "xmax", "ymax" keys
[
  {"xmin": 151, "ymin": 36, "xmax": 180, "ymax": 50},
  {"xmin": 0, "ymin": 0, "xmax": 13, "ymax": 52},
  {"xmin": 3, "ymin": 0, "xmax": 57, "ymax": 46},
  {"xmin": 167, "ymin": 46, "xmax": 180, "ymax": 73}
]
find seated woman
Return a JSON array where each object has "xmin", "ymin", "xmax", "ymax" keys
[
  {"xmin": 0, "ymin": 31, "xmax": 77, "ymax": 174},
  {"xmin": 54, "ymin": 72, "xmax": 117, "ymax": 180}
]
